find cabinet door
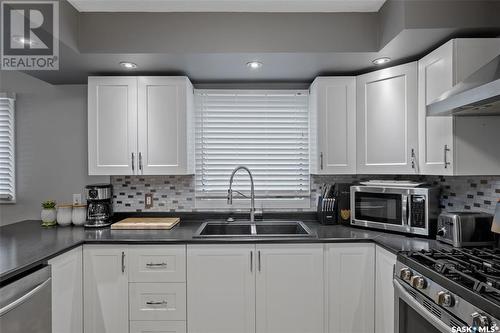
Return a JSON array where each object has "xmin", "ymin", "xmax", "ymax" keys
[
  {"xmin": 48, "ymin": 247, "xmax": 83, "ymax": 333},
  {"xmin": 326, "ymin": 243, "xmax": 375, "ymax": 333},
  {"xmin": 375, "ymin": 246, "xmax": 397, "ymax": 333},
  {"xmin": 138, "ymin": 77, "xmax": 194, "ymax": 175},
  {"xmin": 187, "ymin": 245, "xmax": 255, "ymax": 333},
  {"xmin": 356, "ymin": 62, "xmax": 418, "ymax": 174},
  {"xmin": 83, "ymin": 246, "xmax": 128, "ymax": 333},
  {"xmin": 418, "ymin": 41, "xmax": 454, "ymax": 175},
  {"xmin": 256, "ymin": 244, "xmax": 324, "ymax": 333},
  {"xmin": 310, "ymin": 77, "xmax": 356, "ymax": 174},
  {"xmin": 88, "ymin": 77, "xmax": 138, "ymax": 175}
]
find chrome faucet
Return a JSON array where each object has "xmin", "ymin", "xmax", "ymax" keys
[{"xmin": 227, "ymin": 166, "xmax": 255, "ymax": 222}]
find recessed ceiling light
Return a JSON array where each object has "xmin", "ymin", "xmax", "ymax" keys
[
  {"xmin": 372, "ymin": 57, "xmax": 391, "ymax": 65},
  {"xmin": 120, "ymin": 61, "xmax": 138, "ymax": 69},
  {"xmin": 12, "ymin": 36, "xmax": 35, "ymax": 46},
  {"xmin": 246, "ymin": 61, "xmax": 263, "ymax": 70}
]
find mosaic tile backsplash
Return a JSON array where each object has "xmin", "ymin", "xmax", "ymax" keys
[{"xmin": 111, "ymin": 175, "xmax": 500, "ymax": 215}]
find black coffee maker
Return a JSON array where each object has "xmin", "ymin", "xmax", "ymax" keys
[{"xmin": 85, "ymin": 184, "xmax": 113, "ymax": 227}]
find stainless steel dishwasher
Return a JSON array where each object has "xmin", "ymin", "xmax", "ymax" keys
[{"xmin": 0, "ymin": 266, "xmax": 51, "ymax": 332}]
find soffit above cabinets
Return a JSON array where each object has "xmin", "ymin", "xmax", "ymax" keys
[{"xmin": 67, "ymin": 0, "xmax": 386, "ymax": 13}]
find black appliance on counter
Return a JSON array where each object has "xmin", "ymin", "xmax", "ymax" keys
[
  {"xmin": 317, "ymin": 183, "xmax": 352, "ymax": 225},
  {"xmin": 85, "ymin": 183, "xmax": 113, "ymax": 228},
  {"xmin": 395, "ymin": 248, "xmax": 500, "ymax": 333}
]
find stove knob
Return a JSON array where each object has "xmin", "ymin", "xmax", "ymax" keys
[
  {"xmin": 410, "ymin": 276, "xmax": 427, "ymax": 289},
  {"xmin": 400, "ymin": 268, "xmax": 412, "ymax": 281},
  {"xmin": 471, "ymin": 312, "xmax": 491, "ymax": 329},
  {"xmin": 437, "ymin": 227, "xmax": 446, "ymax": 237},
  {"xmin": 436, "ymin": 291, "xmax": 454, "ymax": 307}
]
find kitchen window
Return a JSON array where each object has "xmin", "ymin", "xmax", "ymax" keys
[
  {"xmin": 195, "ymin": 90, "xmax": 310, "ymax": 209},
  {"xmin": 0, "ymin": 94, "xmax": 16, "ymax": 203}
]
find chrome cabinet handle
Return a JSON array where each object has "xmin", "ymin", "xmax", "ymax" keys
[
  {"xmin": 444, "ymin": 144, "xmax": 451, "ymax": 169},
  {"xmin": 139, "ymin": 152, "xmax": 143, "ymax": 172},
  {"xmin": 411, "ymin": 148, "xmax": 416, "ymax": 170},
  {"xmin": 131, "ymin": 153, "xmax": 135, "ymax": 172},
  {"xmin": 146, "ymin": 262, "xmax": 167, "ymax": 267},
  {"xmin": 250, "ymin": 251, "xmax": 253, "ymax": 273},
  {"xmin": 320, "ymin": 152, "xmax": 324, "ymax": 170},
  {"xmin": 146, "ymin": 300, "xmax": 167, "ymax": 305},
  {"xmin": 258, "ymin": 250, "xmax": 261, "ymax": 272},
  {"xmin": 121, "ymin": 251, "xmax": 126, "ymax": 273}
]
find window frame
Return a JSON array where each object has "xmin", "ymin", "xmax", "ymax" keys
[
  {"xmin": 194, "ymin": 89, "xmax": 311, "ymax": 210},
  {"xmin": 0, "ymin": 93, "xmax": 16, "ymax": 204}
]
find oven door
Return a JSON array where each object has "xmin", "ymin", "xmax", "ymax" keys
[
  {"xmin": 351, "ymin": 188, "xmax": 407, "ymax": 231},
  {"xmin": 394, "ymin": 278, "xmax": 460, "ymax": 333}
]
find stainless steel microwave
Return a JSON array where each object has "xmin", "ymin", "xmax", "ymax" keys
[{"xmin": 350, "ymin": 185, "xmax": 440, "ymax": 236}]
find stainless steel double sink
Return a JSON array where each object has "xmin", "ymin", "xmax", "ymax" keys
[{"xmin": 193, "ymin": 220, "xmax": 314, "ymax": 238}]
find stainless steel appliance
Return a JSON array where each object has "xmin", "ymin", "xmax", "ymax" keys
[
  {"xmin": 437, "ymin": 212, "xmax": 495, "ymax": 247},
  {"xmin": 0, "ymin": 266, "xmax": 51, "ymax": 333},
  {"xmin": 428, "ymin": 54, "xmax": 500, "ymax": 116},
  {"xmin": 395, "ymin": 249, "xmax": 500, "ymax": 333},
  {"xmin": 350, "ymin": 184, "xmax": 440, "ymax": 236},
  {"xmin": 85, "ymin": 183, "xmax": 113, "ymax": 227}
]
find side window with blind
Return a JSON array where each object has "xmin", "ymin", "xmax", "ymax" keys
[
  {"xmin": 0, "ymin": 95, "xmax": 16, "ymax": 203},
  {"xmin": 195, "ymin": 90, "xmax": 310, "ymax": 209}
]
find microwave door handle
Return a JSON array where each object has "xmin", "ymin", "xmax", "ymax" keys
[
  {"xmin": 393, "ymin": 279, "xmax": 450, "ymax": 333},
  {"xmin": 402, "ymin": 195, "xmax": 409, "ymax": 226}
]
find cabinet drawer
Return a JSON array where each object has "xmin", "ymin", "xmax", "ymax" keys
[
  {"xmin": 129, "ymin": 283, "xmax": 186, "ymax": 321},
  {"xmin": 128, "ymin": 246, "xmax": 186, "ymax": 282},
  {"xmin": 130, "ymin": 321, "xmax": 186, "ymax": 333}
]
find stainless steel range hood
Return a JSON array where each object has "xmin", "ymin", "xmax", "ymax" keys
[{"xmin": 427, "ymin": 54, "xmax": 500, "ymax": 116}]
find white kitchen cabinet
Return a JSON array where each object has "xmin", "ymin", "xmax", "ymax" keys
[
  {"xmin": 88, "ymin": 76, "xmax": 194, "ymax": 176},
  {"xmin": 309, "ymin": 77, "xmax": 357, "ymax": 174},
  {"xmin": 256, "ymin": 244, "xmax": 324, "ymax": 333},
  {"xmin": 418, "ymin": 38, "xmax": 500, "ymax": 175},
  {"xmin": 138, "ymin": 77, "xmax": 194, "ymax": 175},
  {"xmin": 326, "ymin": 243, "xmax": 375, "ymax": 333},
  {"xmin": 128, "ymin": 245, "xmax": 186, "ymax": 283},
  {"xmin": 356, "ymin": 62, "xmax": 418, "ymax": 174},
  {"xmin": 130, "ymin": 321, "xmax": 186, "ymax": 333},
  {"xmin": 129, "ymin": 282, "xmax": 186, "ymax": 321},
  {"xmin": 48, "ymin": 246, "xmax": 83, "ymax": 333},
  {"xmin": 88, "ymin": 77, "xmax": 138, "ymax": 175},
  {"xmin": 187, "ymin": 244, "xmax": 255, "ymax": 333},
  {"xmin": 375, "ymin": 245, "xmax": 397, "ymax": 333},
  {"xmin": 83, "ymin": 246, "xmax": 128, "ymax": 333}
]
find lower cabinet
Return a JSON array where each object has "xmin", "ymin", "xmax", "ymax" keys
[
  {"xmin": 130, "ymin": 321, "xmax": 186, "ymax": 333},
  {"xmin": 83, "ymin": 246, "xmax": 129, "ymax": 333},
  {"xmin": 375, "ymin": 245, "xmax": 397, "ymax": 333},
  {"xmin": 187, "ymin": 244, "xmax": 324, "ymax": 333},
  {"xmin": 48, "ymin": 246, "xmax": 83, "ymax": 333},
  {"xmin": 326, "ymin": 243, "xmax": 375, "ymax": 333}
]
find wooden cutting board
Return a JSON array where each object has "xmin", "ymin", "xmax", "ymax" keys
[{"xmin": 111, "ymin": 217, "xmax": 180, "ymax": 230}]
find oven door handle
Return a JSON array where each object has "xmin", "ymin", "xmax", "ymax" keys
[{"xmin": 393, "ymin": 279, "xmax": 450, "ymax": 333}]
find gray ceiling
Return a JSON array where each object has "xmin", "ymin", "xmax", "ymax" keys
[{"xmin": 10, "ymin": 0, "xmax": 500, "ymax": 85}]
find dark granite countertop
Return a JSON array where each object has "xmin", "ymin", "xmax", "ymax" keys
[{"xmin": 0, "ymin": 218, "xmax": 449, "ymax": 282}]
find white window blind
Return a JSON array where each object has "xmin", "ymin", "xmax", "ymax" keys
[
  {"xmin": 0, "ymin": 95, "xmax": 15, "ymax": 202},
  {"xmin": 195, "ymin": 90, "xmax": 309, "ymax": 205}
]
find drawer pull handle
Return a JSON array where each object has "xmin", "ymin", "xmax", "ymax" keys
[
  {"xmin": 146, "ymin": 300, "xmax": 168, "ymax": 305},
  {"xmin": 146, "ymin": 262, "xmax": 167, "ymax": 267}
]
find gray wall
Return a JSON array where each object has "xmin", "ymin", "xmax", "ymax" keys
[{"xmin": 0, "ymin": 71, "xmax": 108, "ymax": 226}]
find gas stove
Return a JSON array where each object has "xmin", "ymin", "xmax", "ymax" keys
[{"xmin": 395, "ymin": 248, "xmax": 500, "ymax": 332}]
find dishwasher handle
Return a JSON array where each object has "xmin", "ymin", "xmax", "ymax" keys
[{"xmin": 0, "ymin": 278, "xmax": 51, "ymax": 316}]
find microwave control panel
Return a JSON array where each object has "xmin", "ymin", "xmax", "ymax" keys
[{"xmin": 410, "ymin": 195, "xmax": 426, "ymax": 228}]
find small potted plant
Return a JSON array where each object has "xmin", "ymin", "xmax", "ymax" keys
[{"xmin": 41, "ymin": 200, "xmax": 57, "ymax": 227}]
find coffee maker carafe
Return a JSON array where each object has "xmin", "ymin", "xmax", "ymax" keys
[{"xmin": 85, "ymin": 184, "xmax": 113, "ymax": 227}]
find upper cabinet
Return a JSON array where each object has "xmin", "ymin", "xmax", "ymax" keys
[
  {"xmin": 88, "ymin": 76, "xmax": 194, "ymax": 175},
  {"xmin": 418, "ymin": 38, "xmax": 500, "ymax": 175},
  {"xmin": 356, "ymin": 62, "xmax": 418, "ymax": 174},
  {"xmin": 309, "ymin": 77, "xmax": 356, "ymax": 174}
]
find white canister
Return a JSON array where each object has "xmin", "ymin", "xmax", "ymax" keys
[
  {"xmin": 72, "ymin": 204, "xmax": 87, "ymax": 226},
  {"xmin": 57, "ymin": 204, "xmax": 73, "ymax": 226}
]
